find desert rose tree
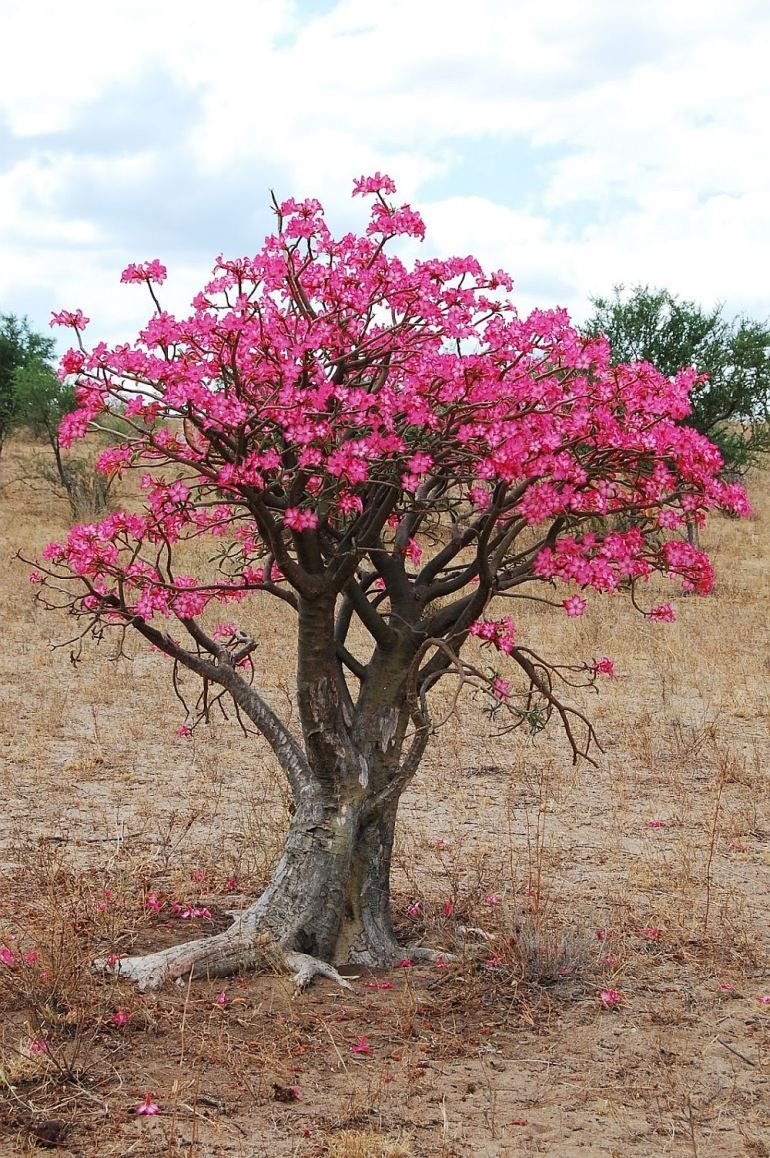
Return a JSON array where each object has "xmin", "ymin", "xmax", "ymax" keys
[{"xmin": 31, "ymin": 176, "xmax": 748, "ymax": 991}]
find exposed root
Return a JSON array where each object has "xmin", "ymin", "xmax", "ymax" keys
[
  {"xmin": 407, "ymin": 946, "xmax": 456, "ymax": 963},
  {"xmin": 283, "ymin": 950, "xmax": 354, "ymax": 992},
  {"xmin": 93, "ymin": 927, "xmax": 355, "ymax": 993}
]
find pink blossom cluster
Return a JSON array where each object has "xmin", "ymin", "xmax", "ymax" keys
[
  {"xmin": 34, "ymin": 174, "xmax": 748, "ymax": 658},
  {"xmin": 469, "ymin": 616, "xmax": 516, "ymax": 653},
  {"xmin": 121, "ymin": 259, "xmax": 168, "ymax": 285}
]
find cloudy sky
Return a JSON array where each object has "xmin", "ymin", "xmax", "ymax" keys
[{"xmin": 2, "ymin": 0, "xmax": 768, "ymax": 350}]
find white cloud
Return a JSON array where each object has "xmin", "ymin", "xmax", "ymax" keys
[{"xmin": 1, "ymin": 0, "xmax": 768, "ymax": 345}]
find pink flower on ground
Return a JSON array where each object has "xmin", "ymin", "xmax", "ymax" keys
[
  {"xmin": 483, "ymin": 893, "xmax": 501, "ymax": 906},
  {"xmin": 135, "ymin": 1094, "xmax": 160, "ymax": 1115},
  {"xmin": 599, "ymin": 987, "xmax": 622, "ymax": 1007},
  {"xmin": 28, "ymin": 1039, "xmax": 49, "ymax": 1055},
  {"xmin": 592, "ymin": 656, "xmax": 615, "ymax": 678},
  {"xmin": 648, "ymin": 603, "xmax": 676, "ymax": 623},
  {"xmin": 563, "ymin": 595, "xmax": 587, "ymax": 617},
  {"xmin": 144, "ymin": 893, "xmax": 164, "ymax": 913},
  {"xmin": 215, "ymin": 991, "xmax": 228, "ymax": 1006},
  {"xmin": 0, "ymin": 946, "xmax": 16, "ymax": 966},
  {"xmin": 442, "ymin": 898, "xmax": 455, "ymax": 918},
  {"xmin": 350, "ymin": 1035, "xmax": 372, "ymax": 1054},
  {"xmin": 111, "ymin": 1009, "xmax": 130, "ymax": 1027},
  {"xmin": 642, "ymin": 927, "xmax": 662, "ymax": 940},
  {"xmin": 399, "ymin": 958, "xmax": 414, "ymax": 969},
  {"xmin": 483, "ymin": 955, "xmax": 504, "ymax": 969},
  {"xmin": 757, "ymin": 995, "xmax": 770, "ymax": 1005},
  {"xmin": 407, "ymin": 901, "xmax": 423, "ymax": 918},
  {"xmin": 22, "ymin": 951, "xmax": 39, "ymax": 967},
  {"xmin": 434, "ymin": 955, "xmax": 449, "ymax": 969},
  {"xmin": 365, "ymin": 980, "xmax": 394, "ymax": 990},
  {"xmin": 718, "ymin": 982, "xmax": 735, "ymax": 992},
  {"xmin": 646, "ymin": 819, "xmax": 664, "ymax": 829},
  {"xmin": 176, "ymin": 724, "xmax": 192, "ymax": 738},
  {"xmin": 224, "ymin": 876, "xmax": 239, "ymax": 892},
  {"xmin": 596, "ymin": 929, "xmax": 606, "ymax": 942},
  {"xmin": 602, "ymin": 954, "xmax": 619, "ymax": 967}
]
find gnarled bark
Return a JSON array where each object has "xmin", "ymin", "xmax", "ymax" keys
[{"xmin": 96, "ymin": 724, "xmax": 426, "ymax": 990}]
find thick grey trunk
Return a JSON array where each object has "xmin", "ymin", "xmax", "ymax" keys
[
  {"xmin": 98, "ymin": 607, "xmax": 432, "ymax": 991},
  {"xmin": 97, "ymin": 779, "xmax": 407, "ymax": 990}
]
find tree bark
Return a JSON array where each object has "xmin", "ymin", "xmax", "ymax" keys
[
  {"xmin": 95, "ymin": 595, "xmax": 433, "ymax": 991},
  {"xmin": 97, "ymin": 720, "xmax": 421, "ymax": 990}
]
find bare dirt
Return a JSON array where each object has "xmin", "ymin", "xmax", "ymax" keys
[{"xmin": 1, "ymin": 438, "xmax": 769, "ymax": 1156}]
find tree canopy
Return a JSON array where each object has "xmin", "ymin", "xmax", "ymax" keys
[{"xmin": 0, "ymin": 313, "xmax": 57, "ymax": 453}]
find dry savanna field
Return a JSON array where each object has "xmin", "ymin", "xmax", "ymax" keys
[{"xmin": 1, "ymin": 435, "xmax": 769, "ymax": 1157}]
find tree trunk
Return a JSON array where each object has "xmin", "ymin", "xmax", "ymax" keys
[
  {"xmin": 96, "ymin": 596, "xmax": 432, "ymax": 991},
  {"xmin": 97, "ymin": 748, "xmax": 412, "ymax": 990}
]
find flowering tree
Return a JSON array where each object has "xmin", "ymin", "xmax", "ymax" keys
[{"xmin": 30, "ymin": 176, "xmax": 748, "ymax": 991}]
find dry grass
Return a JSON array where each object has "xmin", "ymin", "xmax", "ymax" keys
[{"xmin": 1, "ymin": 434, "xmax": 769, "ymax": 1156}]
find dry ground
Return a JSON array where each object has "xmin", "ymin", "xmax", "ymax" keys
[{"xmin": 1, "ymin": 437, "xmax": 769, "ymax": 1157}]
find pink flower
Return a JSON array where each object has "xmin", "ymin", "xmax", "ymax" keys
[
  {"xmin": 144, "ymin": 892, "xmax": 164, "ymax": 913},
  {"xmin": 135, "ymin": 1094, "xmax": 160, "ymax": 1115},
  {"xmin": 283, "ymin": 507, "xmax": 318, "ymax": 532},
  {"xmin": 0, "ymin": 946, "xmax": 15, "ymax": 967},
  {"xmin": 563, "ymin": 595, "xmax": 587, "ymax": 618},
  {"xmin": 22, "ymin": 951, "xmax": 39, "ymax": 967},
  {"xmin": 592, "ymin": 656, "xmax": 615, "ymax": 678},
  {"xmin": 191, "ymin": 869, "xmax": 205, "ymax": 883},
  {"xmin": 642, "ymin": 927, "xmax": 662, "ymax": 940},
  {"xmin": 648, "ymin": 603, "xmax": 676, "ymax": 623},
  {"xmin": 599, "ymin": 988, "xmax": 622, "ymax": 1007},
  {"xmin": 111, "ymin": 1009, "xmax": 130, "ymax": 1027},
  {"xmin": 224, "ymin": 876, "xmax": 239, "ymax": 892},
  {"xmin": 353, "ymin": 172, "xmax": 397, "ymax": 197},
  {"xmin": 718, "ymin": 982, "xmax": 735, "ymax": 992},
  {"xmin": 215, "ymin": 990, "xmax": 229, "ymax": 1006},
  {"xmin": 757, "ymin": 995, "xmax": 770, "ymax": 1005},
  {"xmin": 434, "ymin": 955, "xmax": 449, "ymax": 969},
  {"xmin": 407, "ymin": 901, "xmax": 423, "ymax": 918},
  {"xmin": 602, "ymin": 954, "xmax": 619, "ymax": 967},
  {"xmin": 483, "ymin": 893, "xmax": 501, "ymax": 906},
  {"xmin": 646, "ymin": 819, "xmax": 664, "ymax": 829},
  {"xmin": 365, "ymin": 980, "xmax": 394, "ymax": 990},
  {"xmin": 50, "ymin": 308, "xmax": 90, "ymax": 329},
  {"xmin": 121, "ymin": 260, "xmax": 167, "ymax": 285},
  {"xmin": 483, "ymin": 955, "xmax": 504, "ymax": 969},
  {"xmin": 176, "ymin": 724, "xmax": 192, "ymax": 738},
  {"xmin": 28, "ymin": 1038, "xmax": 50, "ymax": 1055},
  {"xmin": 350, "ymin": 1035, "xmax": 372, "ymax": 1054},
  {"xmin": 596, "ymin": 929, "xmax": 606, "ymax": 942},
  {"xmin": 399, "ymin": 958, "xmax": 414, "ymax": 969},
  {"xmin": 442, "ymin": 898, "xmax": 455, "ymax": 918}
]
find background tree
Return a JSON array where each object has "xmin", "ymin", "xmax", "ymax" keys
[
  {"xmin": 10, "ymin": 336, "xmax": 111, "ymax": 520},
  {"xmin": 581, "ymin": 286, "xmax": 770, "ymax": 477},
  {"xmin": 29, "ymin": 178, "xmax": 748, "ymax": 993},
  {"xmin": 0, "ymin": 314, "xmax": 57, "ymax": 456},
  {"xmin": 12, "ymin": 356, "xmax": 76, "ymax": 486}
]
